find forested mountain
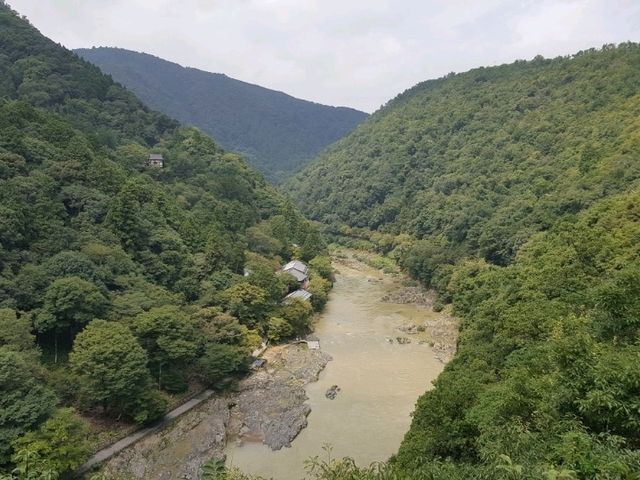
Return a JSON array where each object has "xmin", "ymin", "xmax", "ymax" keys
[
  {"xmin": 290, "ymin": 44, "xmax": 640, "ymax": 266},
  {"xmin": 74, "ymin": 47, "xmax": 368, "ymax": 182},
  {"xmin": 0, "ymin": 3, "xmax": 331, "ymax": 477},
  {"xmin": 281, "ymin": 45, "xmax": 640, "ymax": 478}
]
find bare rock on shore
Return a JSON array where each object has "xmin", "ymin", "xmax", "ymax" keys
[
  {"xmin": 101, "ymin": 397, "xmax": 231, "ymax": 480},
  {"xmin": 381, "ymin": 286, "xmax": 433, "ymax": 305},
  {"xmin": 100, "ymin": 344, "xmax": 331, "ymax": 479},
  {"xmin": 424, "ymin": 316, "xmax": 458, "ymax": 363},
  {"xmin": 228, "ymin": 344, "xmax": 332, "ymax": 450}
]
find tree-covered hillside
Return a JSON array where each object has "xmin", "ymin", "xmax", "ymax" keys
[
  {"xmin": 392, "ymin": 187, "xmax": 640, "ymax": 478},
  {"xmin": 282, "ymin": 45, "xmax": 640, "ymax": 479},
  {"xmin": 225, "ymin": 189, "xmax": 640, "ymax": 479},
  {"xmin": 74, "ymin": 47, "xmax": 368, "ymax": 182},
  {"xmin": 0, "ymin": 3, "xmax": 330, "ymax": 477},
  {"xmin": 290, "ymin": 44, "xmax": 640, "ymax": 267}
]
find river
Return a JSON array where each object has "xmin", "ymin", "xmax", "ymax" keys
[{"xmin": 224, "ymin": 254, "xmax": 451, "ymax": 479}]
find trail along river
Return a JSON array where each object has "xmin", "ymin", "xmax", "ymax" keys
[{"xmin": 225, "ymin": 255, "xmax": 452, "ymax": 479}]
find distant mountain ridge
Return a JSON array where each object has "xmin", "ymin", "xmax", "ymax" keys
[{"xmin": 75, "ymin": 47, "xmax": 368, "ymax": 182}]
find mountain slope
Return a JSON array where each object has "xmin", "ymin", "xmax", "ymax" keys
[
  {"xmin": 282, "ymin": 45, "xmax": 640, "ymax": 479},
  {"xmin": 0, "ymin": 3, "xmax": 328, "ymax": 473},
  {"xmin": 289, "ymin": 44, "xmax": 640, "ymax": 266},
  {"xmin": 74, "ymin": 47, "xmax": 368, "ymax": 182}
]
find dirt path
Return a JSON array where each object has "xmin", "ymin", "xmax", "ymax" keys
[
  {"xmin": 77, "ymin": 389, "xmax": 215, "ymax": 475},
  {"xmin": 87, "ymin": 344, "xmax": 329, "ymax": 479}
]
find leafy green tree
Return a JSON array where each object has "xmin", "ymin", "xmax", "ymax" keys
[
  {"xmin": 193, "ymin": 307, "xmax": 260, "ymax": 353},
  {"xmin": 203, "ymin": 229, "xmax": 245, "ymax": 274},
  {"xmin": 69, "ymin": 320, "xmax": 164, "ymax": 422},
  {"xmin": 197, "ymin": 344, "xmax": 247, "ymax": 388},
  {"xmin": 244, "ymin": 259, "xmax": 287, "ymax": 302},
  {"xmin": 0, "ymin": 348, "xmax": 57, "ymax": 465},
  {"xmin": 280, "ymin": 299, "xmax": 314, "ymax": 335},
  {"xmin": 6, "ymin": 447, "xmax": 58, "ymax": 480},
  {"xmin": 267, "ymin": 317, "xmax": 294, "ymax": 343},
  {"xmin": 35, "ymin": 276, "xmax": 108, "ymax": 362},
  {"xmin": 11, "ymin": 408, "xmax": 89, "ymax": 477},
  {"xmin": 0, "ymin": 309, "xmax": 35, "ymax": 352},
  {"xmin": 130, "ymin": 305, "xmax": 198, "ymax": 390},
  {"xmin": 219, "ymin": 283, "xmax": 269, "ymax": 328},
  {"xmin": 300, "ymin": 231, "xmax": 326, "ymax": 262},
  {"xmin": 309, "ymin": 256, "xmax": 334, "ymax": 282},
  {"xmin": 307, "ymin": 277, "xmax": 332, "ymax": 312},
  {"xmin": 42, "ymin": 251, "xmax": 101, "ymax": 285}
]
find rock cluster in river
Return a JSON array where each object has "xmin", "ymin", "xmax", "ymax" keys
[
  {"xmin": 380, "ymin": 285, "xmax": 433, "ymax": 305},
  {"xmin": 325, "ymin": 385, "xmax": 341, "ymax": 399}
]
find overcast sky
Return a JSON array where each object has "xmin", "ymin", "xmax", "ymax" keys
[{"xmin": 7, "ymin": 0, "xmax": 640, "ymax": 112}]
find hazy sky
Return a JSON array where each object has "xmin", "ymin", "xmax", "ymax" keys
[{"xmin": 7, "ymin": 0, "xmax": 640, "ymax": 112}]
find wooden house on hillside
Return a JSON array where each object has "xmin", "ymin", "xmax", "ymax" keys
[
  {"xmin": 148, "ymin": 153, "xmax": 164, "ymax": 168},
  {"xmin": 284, "ymin": 289, "xmax": 312, "ymax": 303},
  {"xmin": 281, "ymin": 260, "xmax": 309, "ymax": 286}
]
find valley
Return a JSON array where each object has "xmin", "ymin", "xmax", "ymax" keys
[
  {"xmin": 1, "ymin": 2, "xmax": 639, "ymax": 479},
  {"xmin": 89, "ymin": 252, "xmax": 455, "ymax": 479}
]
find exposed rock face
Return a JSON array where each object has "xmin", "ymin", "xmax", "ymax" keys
[
  {"xmin": 382, "ymin": 282, "xmax": 458, "ymax": 364},
  {"xmin": 102, "ymin": 398, "xmax": 231, "ymax": 480},
  {"xmin": 229, "ymin": 345, "xmax": 332, "ymax": 450},
  {"xmin": 423, "ymin": 316, "xmax": 458, "ymax": 363},
  {"xmin": 381, "ymin": 286, "xmax": 433, "ymax": 305},
  {"xmin": 100, "ymin": 344, "xmax": 331, "ymax": 479}
]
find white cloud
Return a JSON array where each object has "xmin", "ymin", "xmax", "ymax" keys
[{"xmin": 7, "ymin": 0, "xmax": 640, "ymax": 112}]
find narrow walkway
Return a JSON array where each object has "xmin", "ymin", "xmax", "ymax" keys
[{"xmin": 77, "ymin": 389, "xmax": 215, "ymax": 476}]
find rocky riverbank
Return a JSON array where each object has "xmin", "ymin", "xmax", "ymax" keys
[
  {"xmin": 100, "ymin": 344, "xmax": 331, "ymax": 479},
  {"xmin": 228, "ymin": 344, "xmax": 332, "ymax": 450},
  {"xmin": 382, "ymin": 283, "xmax": 458, "ymax": 363}
]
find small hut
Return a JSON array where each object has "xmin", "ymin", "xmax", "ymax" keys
[
  {"xmin": 281, "ymin": 260, "xmax": 309, "ymax": 285},
  {"xmin": 148, "ymin": 153, "xmax": 164, "ymax": 168},
  {"xmin": 284, "ymin": 289, "xmax": 312, "ymax": 303}
]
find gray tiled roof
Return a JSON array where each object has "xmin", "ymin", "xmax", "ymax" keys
[
  {"xmin": 282, "ymin": 260, "xmax": 309, "ymax": 281},
  {"xmin": 285, "ymin": 289, "xmax": 312, "ymax": 301}
]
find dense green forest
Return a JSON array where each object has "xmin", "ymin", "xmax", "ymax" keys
[
  {"xmin": 74, "ymin": 47, "xmax": 368, "ymax": 182},
  {"xmin": 282, "ymin": 45, "xmax": 640, "ymax": 478},
  {"xmin": 221, "ymin": 190, "xmax": 640, "ymax": 480},
  {"xmin": 0, "ymin": 3, "xmax": 331, "ymax": 478},
  {"xmin": 289, "ymin": 44, "xmax": 640, "ymax": 266},
  {"xmin": 3, "ymin": 1, "xmax": 640, "ymax": 478}
]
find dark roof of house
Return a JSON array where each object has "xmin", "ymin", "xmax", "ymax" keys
[{"xmin": 149, "ymin": 153, "xmax": 164, "ymax": 160}]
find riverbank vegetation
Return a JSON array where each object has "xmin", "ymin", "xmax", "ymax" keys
[
  {"xmin": 285, "ymin": 44, "xmax": 640, "ymax": 478},
  {"xmin": 0, "ymin": 3, "xmax": 331, "ymax": 478}
]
